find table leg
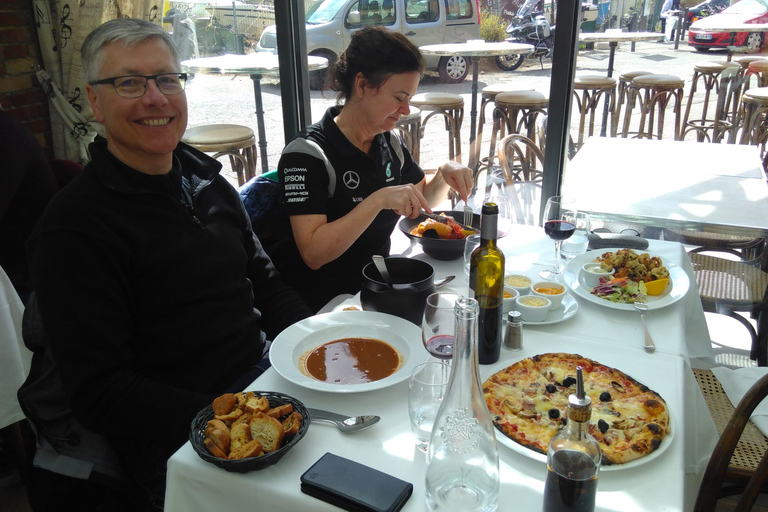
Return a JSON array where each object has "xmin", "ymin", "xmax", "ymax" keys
[
  {"xmin": 469, "ymin": 58, "xmax": 479, "ymax": 171},
  {"xmin": 250, "ymin": 73, "xmax": 270, "ymax": 174},
  {"xmin": 600, "ymin": 42, "xmax": 618, "ymax": 137}
]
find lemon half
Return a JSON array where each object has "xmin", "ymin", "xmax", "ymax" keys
[{"xmin": 645, "ymin": 278, "xmax": 669, "ymax": 296}]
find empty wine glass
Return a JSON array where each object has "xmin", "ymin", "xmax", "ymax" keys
[
  {"xmin": 421, "ymin": 292, "xmax": 460, "ymax": 362},
  {"xmin": 472, "ymin": 165, "xmax": 514, "ymax": 238},
  {"xmin": 541, "ymin": 196, "xmax": 577, "ymax": 277}
]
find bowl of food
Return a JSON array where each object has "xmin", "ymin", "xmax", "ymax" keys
[
  {"xmin": 513, "ymin": 294, "xmax": 551, "ymax": 322},
  {"xmin": 530, "ymin": 281, "xmax": 566, "ymax": 310},
  {"xmin": 191, "ymin": 391, "xmax": 309, "ymax": 473},
  {"xmin": 505, "ymin": 273, "xmax": 533, "ymax": 296},
  {"xmin": 360, "ymin": 257, "xmax": 435, "ymax": 325},
  {"xmin": 581, "ymin": 262, "xmax": 615, "ymax": 288},
  {"xmin": 502, "ymin": 285, "xmax": 520, "ymax": 315},
  {"xmin": 398, "ymin": 211, "xmax": 479, "ymax": 260}
]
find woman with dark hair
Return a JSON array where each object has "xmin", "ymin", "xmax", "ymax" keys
[{"xmin": 275, "ymin": 26, "xmax": 472, "ymax": 312}]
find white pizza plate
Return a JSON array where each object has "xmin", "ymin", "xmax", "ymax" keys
[
  {"xmin": 563, "ymin": 249, "xmax": 690, "ymax": 311},
  {"xmin": 521, "ymin": 294, "xmax": 579, "ymax": 325},
  {"xmin": 493, "ymin": 413, "xmax": 674, "ymax": 471},
  {"xmin": 270, "ymin": 310, "xmax": 422, "ymax": 393}
]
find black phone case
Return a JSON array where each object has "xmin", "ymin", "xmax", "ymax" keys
[
  {"xmin": 588, "ymin": 232, "xmax": 650, "ymax": 250},
  {"xmin": 300, "ymin": 452, "xmax": 413, "ymax": 512}
]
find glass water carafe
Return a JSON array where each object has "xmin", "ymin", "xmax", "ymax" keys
[{"xmin": 425, "ymin": 297, "xmax": 499, "ymax": 512}]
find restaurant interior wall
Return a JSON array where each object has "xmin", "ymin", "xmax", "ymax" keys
[{"xmin": 0, "ymin": 0, "xmax": 54, "ymax": 159}]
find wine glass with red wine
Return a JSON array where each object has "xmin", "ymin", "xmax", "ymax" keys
[
  {"xmin": 421, "ymin": 292, "xmax": 460, "ymax": 364},
  {"xmin": 541, "ymin": 196, "xmax": 577, "ymax": 277}
]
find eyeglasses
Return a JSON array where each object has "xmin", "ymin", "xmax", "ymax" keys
[{"xmin": 91, "ymin": 73, "xmax": 187, "ymax": 98}]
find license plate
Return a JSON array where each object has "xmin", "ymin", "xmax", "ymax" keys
[{"xmin": 696, "ymin": 34, "xmax": 713, "ymax": 40}]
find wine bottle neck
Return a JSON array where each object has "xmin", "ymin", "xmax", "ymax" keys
[{"xmin": 481, "ymin": 213, "xmax": 498, "ymax": 242}]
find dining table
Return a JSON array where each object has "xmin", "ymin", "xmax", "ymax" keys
[
  {"xmin": 562, "ymin": 137, "xmax": 768, "ymax": 238},
  {"xmin": 578, "ymin": 31, "xmax": 664, "ymax": 136},
  {"xmin": 164, "ymin": 222, "xmax": 720, "ymax": 512},
  {"xmin": 419, "ymin": 41, "xmax": 535, "ymax": 171},
  {"xmin": 181, "ymin": 53, "xmax": 329, "ymax": 174}
]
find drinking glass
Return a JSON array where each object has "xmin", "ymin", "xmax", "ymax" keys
[
  {"xmin": 408, "ymin": 362, "xmax": 449, "ymax": 452},
  {"xmin": 560, "ymin": 211, "xmax": 591, "ymax": 264},
  {"xmin": 471, "ymin": 165, "xmax": 514, "ymax": 238},
  {"xmin": 463, "ymin": 234, "xmax": 481, "ymax": 285},
  {"xmin": 421, "ymin": 292, "xmax": 460, "ymax": 361},
  {"xmin": 541, "ymin": 196, "xmax": 577, "ymax": 277}
]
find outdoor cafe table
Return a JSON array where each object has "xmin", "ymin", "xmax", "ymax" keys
[
  {"xmin": 181, "ymin": 53, "xmax": 328, "ymax": 174},
  {"xmin": 164, "ymin": 223, "xmax": 719, "ymax": 512},
  {"xmin": 419, "ymin": 41, "xmax": 534, "ymax": 171},
  {"xmin": 562, "ymin": 137, "xmax": 768, "ymax": 238},
  {"xmin": 578, "ymin": 32, "xmax": 664, "ymax": 136}
]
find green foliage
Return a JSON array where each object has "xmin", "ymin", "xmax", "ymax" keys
[{"xmin": 481, "ymin": 9, "xmax": 507, "ymax": 42}]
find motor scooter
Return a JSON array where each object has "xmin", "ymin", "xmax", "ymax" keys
[
  {"xmin": 496, "ymin": 0, "xmax": 555, "ymax": 71},
  {"xmin": 164, "ymin": 4, "xmax": 200, "ymax": 63}
]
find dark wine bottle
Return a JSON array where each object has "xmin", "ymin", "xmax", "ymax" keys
[
  {"xmin": 469, "ymin": 202, "xmax": 505, "ymax": 365},
  {"xmin": 542, "ymin": 367, "xmax": 601, "ymax": 512}
]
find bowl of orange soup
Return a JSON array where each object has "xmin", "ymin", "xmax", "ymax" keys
[{"xmin": 530, "ymin": 281, "xmax": 566, "ymax": 310}]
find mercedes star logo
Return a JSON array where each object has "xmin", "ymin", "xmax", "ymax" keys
[{"xmin": 343, "ymin": 170, "xmax": 360, "ymax": 190}]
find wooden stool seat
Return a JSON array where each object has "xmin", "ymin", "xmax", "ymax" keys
[
  {"xmin": 573, "ymin": 75, "xmax": 617, "ymax": 149},
  {"xmin": 615, "ymin": 70, "xmax": 653, "ymax": 137},
  {"xmin": 739, "ymin": 87, "xmax": 768, "ymax": 146},
  {"xmin": 481, "ymin": 90, "xmax": 548, "ymax": 177},
  {"xmin": 626, "ymin": 73, "xmax": 684, "ymax": 140},
  {"xmin": 182, "ymin": 124, "xmax": 257, "ymax": 186},
  {"xmin": 410, "ymin": 92, "xmax": 464, "ymax": 165},
  {"xmin": 395, "ymin": 107, "xmax": 422, "ymax": 162},
  {"xmin": 476, "ymin": 85, "xmax": 521, "ymax": 168},
  {"xmin": 736, "ymin": 56, "xmax": 768, "ymax": 70},
  {"xmin": 682, "ymin": 62, "xmax": 739, "ymax": 142}
]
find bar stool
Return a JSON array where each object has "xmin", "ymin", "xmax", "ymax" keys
[
  {"xmin": 572, "ymin": 75, "xmax": 617, "ymax": 149},
  {"xmin": 475, "ymin": 84, "xmax": 520, "ymax": 168},
  {"xmin": 614, "ymin": 70, "xmax": 652, "ymax": 137},
  {"xmin": 680, "ymin": 62, "xmax": 740, "ymax": 142},
  {"xmin": 482, "ymin": 90, "xmax": 548, "ymax": 174},
  {"xmin": 410, "ymin": 92, "xmax": 464, "ymax": 162},
  {"xmin": 182, "ymin": 124, "xmax": 257, "ymax": 186},
  {"xmin": 739, "ymin": 87, "xmax": 768, "ymax": 149},
  {"xmin": 394, "ymin": 107, "xmax": 421, "ymax": 163},
  {"xmin": 745, "ymin": 59, "xmax": 768, "ymax": 90},
  {"xmin": 629, "ymin": 74, "xmax": 685, "ymax": 140}
]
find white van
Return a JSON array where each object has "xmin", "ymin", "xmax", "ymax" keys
[{"xmin": 256, "ymin": 0, "xmax": 482, "ymax": 88}]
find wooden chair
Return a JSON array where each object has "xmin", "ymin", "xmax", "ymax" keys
[
  {"xmin": 182, "ymin": 124, "xmax": 258, "ymax": 186},
  {"xmin": 496, "ymin": 134, "xmax": 543, "ymax": 226},
  {"xmin": 693, "ymin": 369, "xmax": 768, "ymax": 511}
]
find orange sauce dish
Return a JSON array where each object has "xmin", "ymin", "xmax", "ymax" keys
[
  {"xmin": 301, "ymin": 338, "xmax": 401, "ymax": 385},
  {"xmin": 533, "ymin": 286, "xmax": 563, "ymax": 295}
]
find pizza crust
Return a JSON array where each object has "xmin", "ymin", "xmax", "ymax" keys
[{"xmin": 483, "ymin": 353, "xmax": 671, "ymax": 465}]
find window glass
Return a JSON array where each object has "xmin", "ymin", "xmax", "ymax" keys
[
  {"xmin": 307, "ymin": 0, "xmax": 349, "ymax": 23},
  {"xmin": 445, "ymin": 0, "xmax": 473, "ymax": 20},
  {"xmin": 406, "ymin": 0, "xmax": 439, "ymax": 23},
  {"xmin": 346, "ymin": 0, "xmax": 396, "ymax": 27}
]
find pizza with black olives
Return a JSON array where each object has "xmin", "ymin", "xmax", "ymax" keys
[{"xmin": 482, "ymin": 353, "xmax": 670, "ymax": 465}]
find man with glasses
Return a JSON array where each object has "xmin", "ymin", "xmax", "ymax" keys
[{"xmin": 20, "ymin": 18, "xmax": 312, "ymax": 511}]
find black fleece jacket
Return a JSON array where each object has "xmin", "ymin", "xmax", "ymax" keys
[{"xmin": 27, "ymin": 139, "xmax": 312, "ymax": 463}]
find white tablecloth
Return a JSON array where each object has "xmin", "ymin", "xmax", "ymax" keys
[
  {"xmin": 164, "ymin": 225, "xmax": 719, "ymax": 512},
  {"xmin": 0, "ymin": 266, "xmax": 30, "ymax": 429}
]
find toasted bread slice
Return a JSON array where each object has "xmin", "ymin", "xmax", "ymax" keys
[
  {"xmin": 282, "ymin": 411, "xmax": 302, "ymax": 439},
  {"xmin": 232, "ymin": 411, "xmax": 252, "ymax": 427},
  {"xmin": 229, "ymin": 423, "xmax": 252, "ymax": 452},
  {"xmin": 204, "ymin": 438, "xmax": 228, "ymax": 459},
  {"xmin": 228, "ymin": 439, "xmax": 263, "ymax": 460},
  {"xmin": 214, "ymin": 408, "xmax": 244, "ymax": 423},
  {"xmin": 249, "ymin": 412, "xmax": 285, "ymax": 453},
  {"xmin": 267, "ymin": 404, "xmax": 293, "ymax": 419},
  {"xmin": 203, "ymin": 423, "xmax": 231, "ymax": 455},
  {"xmin": 212, "ymin": 393, "xmax": 237, "ymax": 416},
  {"xmin": 245, "ymin": 395, "xmax": 269, "ymax": 414}
]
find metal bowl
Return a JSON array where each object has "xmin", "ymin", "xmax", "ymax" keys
[{"xmin": 398, "ymin": 210, "xmax": 479, "ymax": 261}]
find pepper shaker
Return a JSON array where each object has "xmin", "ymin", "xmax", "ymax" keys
[{"xmin": 504, "ymin": 311, "xmax": 523, "ymax": 351}]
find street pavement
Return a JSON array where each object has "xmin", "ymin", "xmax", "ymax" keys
[{"xmin": 184, "ymin": 38, "xmax": 745, "ymax": 187}]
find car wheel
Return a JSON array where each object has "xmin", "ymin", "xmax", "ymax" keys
[
  {"xmin": 438, "ymin": 55, "xmax": 469, "ymax": 84},
  {"xmin": 495, "ymin": 54, "xmax": 525, "ymax": 71},
  {"xmin": 745, "ymin": 32, "xmax": 763, "ymax": 53},
  {"xmin": 309, "ymin": 51, "xmax": 336, "ymax": 90}
]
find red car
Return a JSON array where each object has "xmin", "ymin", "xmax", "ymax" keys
[{"xmin": 688, "ymin": 0, "xmax": 768, "ymax": 52}]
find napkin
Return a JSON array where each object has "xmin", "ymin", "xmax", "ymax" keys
[{"xmin": 710, "ymin": 366, "xmax": 768, "ymax": 438}]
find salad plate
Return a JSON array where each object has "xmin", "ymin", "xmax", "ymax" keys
[{"xmin": 563, "ymin": 249, "xmax": 690, "ymax": 311}]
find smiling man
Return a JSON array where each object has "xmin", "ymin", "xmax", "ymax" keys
[{"xmin": 20, "ymin": 18, "xmax": 311, "ymax": 511}]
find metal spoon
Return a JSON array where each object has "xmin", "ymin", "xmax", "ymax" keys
[
  {"xmin": 372, "ymin": 255, "xmax": 393, "ymax": 288},
  {"xmin": 307, "ymin": 408, "xmax": 380, "ymax": 433},
  {"xmin": 634, "ymin": 301, "xmax": 656, "ymax": 353}
]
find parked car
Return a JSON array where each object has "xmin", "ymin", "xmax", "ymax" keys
[
  {"xmin": 255, "ymin": 0, "xmax": 482, "ymax": 88},
  {"xmin": 684, "ymin": 0, "xmax": 731, "ymax": 29},
  {"xmin": 688, "ymin": 0, "xmax": 768, "ymax": 52}
]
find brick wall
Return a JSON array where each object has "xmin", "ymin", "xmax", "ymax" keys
[{"xmin": 0, "ymin": 0, "xmax": 52, "ymax": 158}]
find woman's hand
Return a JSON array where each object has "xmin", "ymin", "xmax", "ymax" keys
[
  {"xmin": 370, "ymin": 184, "xmax": 430, "ymax": 218},
  {"xmin": 438, "ymin": 161, "xmax": 473, "ymax": 204}
]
